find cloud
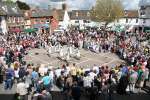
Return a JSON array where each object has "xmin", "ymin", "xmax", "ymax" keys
[
  {"xmin": 50, "ymin": 0, "xmax": 66, "ymax": 2},
  {"xmin": 65, "ymin": 0, "xmax": 96, "ymax": 10},
  {"xmin": 122, "ymin": 0, "xmax": 139, "ymax": 10},
  {"xmin": 14, "ymin": 0, "xmax": 140, "ymax": 10}
]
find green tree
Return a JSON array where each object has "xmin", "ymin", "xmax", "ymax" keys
[
  {"xmin": 91, "ymin": 0, "xmax": 124, "ymax": 28},
  {"xmin": 5, "ymin": 0, "xmax": 13, "ymax": 4},
  {"xmin": 16, "ymin": 0, "xmax": 30, "ymax": 10}
]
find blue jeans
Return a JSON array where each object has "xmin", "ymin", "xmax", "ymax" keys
[
  {"xmin": 44, "ymin": 84, "xmax": 51, "ymax": 92},
  {"xmin": 5, "ymin": 79, "xmax": 12, "ymax": 90}
]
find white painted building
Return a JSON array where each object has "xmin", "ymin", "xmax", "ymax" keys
[
  {"xmin": 139, "ymin": 1, "xmax": 150, "ymax": 27},
  {"xmin": 0, "ymin": 16, "xmax": 7, "ymax": 34}
]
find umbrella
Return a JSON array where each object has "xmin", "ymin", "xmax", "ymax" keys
[
  {"xmin": 146, "ymin": 30, "xmax": 150, "ymax": 33},
  {"xmin": 24, "ymin": 28, "xmax": 36, "ymax": 33}
]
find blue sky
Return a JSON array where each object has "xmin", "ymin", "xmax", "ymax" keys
[{"xmin": 11, "ymin": 0, "xmax": 141, "ymax": 10}]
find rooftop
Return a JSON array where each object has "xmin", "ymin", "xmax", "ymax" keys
[
  {"xmin": 31, "ymin": 9, "xmax": 53, "ymax": 18},
  {"xmin": 0, "ymin": 2, "xmax": 23, "ymax": 16},
  {"xmin": 124, "ymin": 10, "xmax": 139, "ymax": 18}
]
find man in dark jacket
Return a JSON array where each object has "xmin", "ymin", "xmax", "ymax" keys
[
  {"xmin": 117, "ymin": 74, "xmax": 129, "ymax": 95},
  {"xmin": 71, "ymin": 81, "xmax": 81, "ymax": 100},
  {"xmin": 0, "ymin": 62, "xmax": 4, "ymax": 83},
  {"xmin": 19, "ymin": 67, "xmax": 26, "ymax": 79}
]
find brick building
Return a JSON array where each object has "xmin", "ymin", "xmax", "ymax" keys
[{"xmin": 29, "ymin": 9, "xmax": 53, "ymax": 33}]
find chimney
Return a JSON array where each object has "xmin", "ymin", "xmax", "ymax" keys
[{"xmin": 62, "ymin": 3, "xmax": 67, "ymax": 10}]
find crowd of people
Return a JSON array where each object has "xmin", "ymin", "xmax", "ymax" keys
[{"xmin": 0, "ymin": 28, "xmax": 150, "ymax": 100}]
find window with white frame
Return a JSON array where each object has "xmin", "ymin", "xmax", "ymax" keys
[
  {"xmin": 76, "ymin": 12, "xmax": 79, "ymax": 17},
  {"xmin": 46, "ymin": 18, "xmax": 50, "ymax": 23},
  {"xmin": 13, "ymin": 17, "xmax": 15, "ymax": 23},
  {"xmin": 8, "ymin": 17, "xmax": 11, "ymax": 23}
]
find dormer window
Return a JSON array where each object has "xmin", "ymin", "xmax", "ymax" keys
[
  {"xmin": 12, "ymin": 7, "xmax": 18, "ymax": 13},
  {"xmin": 2, "ymin": 6, "xmax": 8, "ymax": 12},
  {"xmin": 140, "ymin": 6, "xmax": 146, "ymax": 10}
]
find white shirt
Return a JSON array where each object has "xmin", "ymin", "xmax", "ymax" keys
[
  {"xmin": 63, "ymin": 67, "xmax": 70, "ymax": 76},
  {"xmin": 14, "ymin": 69, "xmax": 19, "ymax": 78},
  {"xmin": 93, "ymin": 66, "xmax": 99, "ymax": 74},
  {"xmin": 17, "ymin": 82, "xmax": 27, "ymax": 95},
  {"xmin": 83, "ymin": 76, "xmax": 92, "ymax": 87},
  {"xmin": 49, "ymin": 71, "xmax": 54, "ymax": 81},
  {"xmin": 55, "ymin": 69, "xmax": 62, "ymax": 77},
  {"xmin": 89, "ymin": 72, "xmax": 97, "ymax": 80}
]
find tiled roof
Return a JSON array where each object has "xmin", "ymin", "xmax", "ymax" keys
[
  {"xmin": 0, "ymin": 8, "xmax": 6, "ymax": 16},
  {"xmin": 31, "ymin": 9, "xmax": 52, "ymax": 18},
  {"xmin": 124, "ymin": 10, "xmax": 139, "ymax": 18}
]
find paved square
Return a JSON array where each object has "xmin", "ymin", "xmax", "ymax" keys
[{"xmin": 24, "ymin": 48, "xmax": 124, "ymax": 68}]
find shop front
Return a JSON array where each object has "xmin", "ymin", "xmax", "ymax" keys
[{"xmin": 33, "ymin": 24, "xmax": 50, "ymax": 33}]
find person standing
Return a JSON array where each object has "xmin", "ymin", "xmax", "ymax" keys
[
  {"xmin": 19, "ymin": 67, "xmax": 26, "ymax": 80},
  {"xmin": 0, "ymin": 61, "xmax": 4, "ymax": 83},
  {"xmin": 71, "ymin": 81, "xmax": 81, "ymax": 100},
  {"xmin": 41, "ymin": 72, "xmax": 52, "ymax": 92},
  {"xmin": 117, "ymin": 74, "xmax": 129, "ymax": 95},
  {"xmin": 16, "ymin": 79, "xmax": 28, "ymax": 100},
  {"xmin": 5, "ymin": 65, "xmax": 14, "ymax": 90},
  {"xmin": 31, "ymin": 68, "xmax": 39, "ymax": 92}
]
